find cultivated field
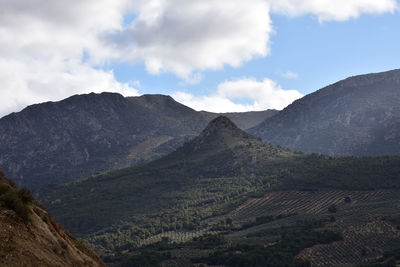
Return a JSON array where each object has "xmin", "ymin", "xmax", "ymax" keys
[
  {"xmin": 230, "ymin": 190, "xmax": 400, "ymax": 221},
  {"xmin": 225, "ymin": 190, "xmax": 400, "ymax": 266}
]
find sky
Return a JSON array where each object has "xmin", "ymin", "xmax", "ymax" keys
[{"xmin": 0, "ymin": 0, "xmax": 399, "ymax": 117}]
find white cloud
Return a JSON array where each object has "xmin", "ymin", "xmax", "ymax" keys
[
  {"xmin": 112, "ymin": 0, "xmax": 272, "ymax": 78},
  {"xmin": 111, "ymin": 0, "xmax": 398, "ymax": 80},
  {"xmin": 282, "ymin": 71, "xmax": 299, "ymax": 79},
  {"xmin": 0, "ymin": 0, "xmax": 273, "ymax": 116},
  {"xmin": 268, "ymin": 0, "xmax": 398, "ymax": 21},
  {"xmin": 172, "ymin": 78, "xmax": 303, "ymax": 112},
  {"xmin": 0, "ymin": 0, "xmax": 139, "ymax": 116},
  {"xmin": 0, "ymin": 58, "xmax": 139, "ymax": 116},
  {"xmin": 0, "ymin": 0, "xmax": 398, "ymax": 116}
]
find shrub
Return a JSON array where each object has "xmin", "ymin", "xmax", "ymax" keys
[
  {"xmin": 59, "ymin": 240, "xmax": 68, "ymax": 250},
  {"xmin": 17, "ymin": 187, "xmax": 34, "ymax": 204},
  {"xmin": 0, "ymin": 183, "xmax": 11, "ymax": 195},
  {"xmin": 328, "ymin": 205, "xmax": 337, "ymax": 213},
  {"xmin": 1, "ymin": 191, "xmax": 31, "ymax": 222},
  {"xmin": 0, "ymin": 183, "xmax": 34, "ymax": 222},
  {"xmin": 42, "ymin": 215, "xmax": 49, "ymax": 224},
  {"xmin": 344, "ymin": 196, "xmax": 352, "ymax": 203}
]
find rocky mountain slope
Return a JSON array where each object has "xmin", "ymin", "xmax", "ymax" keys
[
  {"xmin": 0, "ymin": 93, "xmax": 275, "ymax": 190},
  {"xmin": 0, "ymin": 171, "xmax": 104, "ymax": 267},
  {"xmin": 250, "ymin": 69, "xmax": 400, "ymax": 156}
]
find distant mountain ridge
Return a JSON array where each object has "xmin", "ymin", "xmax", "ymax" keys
[
  {"xmin": 0, "ymin": 93, "xmax": 276, "ymax": 190},
  {"xmin": 2, "ymin": 68, "xmax": 400, "ymax": 190},
  {"xmin": 250, "ymin": 69, "xmax": 400, "ymax": 156}
]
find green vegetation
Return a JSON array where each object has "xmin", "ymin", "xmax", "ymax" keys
[
  {"xmin": 120, "ymin": 251, "xmax": 170, "ymax": 267},
  {"xmin": 203, "ymin": 229, "xmax": 342, "ymax": 267},
  {"xmin": 39, "ymin": 117, "xmax": 400, "ymax": 257},
  {"xmin": 359, "ymin": 247, "xmax": 400, "ymax": 267},
  {"xmin": 240, "ymin": 214, "xmax": 297, "ymax": 230},
  {"xmin": 0, "ymin": 175, "xmax": 34, "ymax": 222},
  {"xmin": 328, "ymin": 204, "xmax": 337, "ymax": 213},
  {"xmin": 281, "ymin": 155, "xmax": 400, "ymax": 190},
  {"xmin": 103, "ymin": 218, "xmax": 342, "ymax": 266}
]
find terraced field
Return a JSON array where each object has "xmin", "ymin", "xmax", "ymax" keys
[
  {"xmin": 297, "ymin": 220, "xmax": 400, "ymax": 266},
  {"xmin": 100, "ymin": 189, "xmax": 400, "ymax": 266},
  {"xmin": 230, "ymin": 190, "xmax": 400, "ymax": 221},
  {"xmin": 224, "ymin": 190, "xmax": 400, "ymax": 266},
  {"xmin": 138, "ymin": 229, "xmax": 219, "ymax": 246}
]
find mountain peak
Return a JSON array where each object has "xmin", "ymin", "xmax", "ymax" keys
[
  {"xmin": 197, "ymin": 116, "xmax": 251, "ymax": 141},
  {"xmin": 204, "ymin": 115, "xmax": 238, "ymax": 131},
  {"xmin": 172, "ymin": 116, "xmax": 256, "ymax": 157}
]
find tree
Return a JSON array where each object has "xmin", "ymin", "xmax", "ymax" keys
[{"xmin": 328, "ymin": 205, "xmax": 337, "ymax": 213}]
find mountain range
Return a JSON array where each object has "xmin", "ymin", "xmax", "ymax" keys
[
  {"xmin": 2, "ymin": 69, "xmax": 400, "ymax": 192},
  {"xmin": 1, "ymin": 69, "xmax": 400, "ymax": 191},
  {"xmin": 0, "ymin": 93, "xmax": 276, "ymax": 190}
]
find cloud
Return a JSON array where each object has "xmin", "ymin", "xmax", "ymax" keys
[
  {"xmin": 0, "ymin": 0, "xmax": 138, "ymax": 116},
  {"xmin": 0, "ymin": 58, "xmax": 138, "ymax": 116},
  {"xmin": 111, "ymin": 0, "xmax": 398, "ymax": 79},
  {"xmin": 0, "ymin": 0, "xmax": 397, "ymax": 116},
  {"xmin": 112, "ymin": 0, "xmax": 272, "ymax": 78},
  {"xmin": 172, "ymin": 78, "xmax": 303, "ymax": 112},
  {"xmin": 281, "ymin": 71, "xmax": 299, "ymax": 79},
  {"xmin": 267, "ymin": 0, "xmax": 398, "ymax": 21},
  {"xmin": 0, "ymin": 0, "xmax": 272, "ymax": 116}
]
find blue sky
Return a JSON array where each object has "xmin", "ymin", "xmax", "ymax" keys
[
  {"xmin": 111, "ymin": 12, "xmax": 400, "ymax": 99},
  {"xmin": 0, "ymin": 0, "xmax": 399, "ymax": 116}
]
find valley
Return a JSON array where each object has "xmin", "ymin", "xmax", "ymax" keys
[{"xmin": 39, "ymin": 116, "xmax": 400, "ymax": 266}]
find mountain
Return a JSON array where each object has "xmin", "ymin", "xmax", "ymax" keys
[
  {"xmin": 201, "ymin": 109, "xmax": 278, "ymax": 130},
  {"xmin": 39, "ymin": 117, "xmax": 400, "ymax": 256},
  {"xmin": 0, "ymin": 171, "xmax": 105, "ymax": 267},
  {"xmin": 0, "ymin": 93, "xmax": 276, "ymax": 190},
  {"xmin": 40, "ymin": 116, "xmax": 296, "ymax": 236},
  {"xmin": 250, "ymin": 69, "xmax": 400, "ymax": 156}
]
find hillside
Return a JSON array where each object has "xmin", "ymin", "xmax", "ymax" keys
[
  {"xmin": 39, "ymin": 117, "xmax": 400, "ymax": 260},
  {"xmin": 250, "ymin": 69, "xmax": 400, "ymax": 156},
  {"xmin": 0, "ymin": 171, "xmax": 105, "ymax": 267},
  {"xmin": 0, "ymin": 93, "xmax": 275, "ymax": 190},
  {"xmin": 40, "ymin": 116, "xmax": 297, "ymax": 237}
]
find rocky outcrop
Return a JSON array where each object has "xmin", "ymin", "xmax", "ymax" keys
[{"xmin": 0, "ymin": 173, "xmax": 105, "ymax": 267}]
